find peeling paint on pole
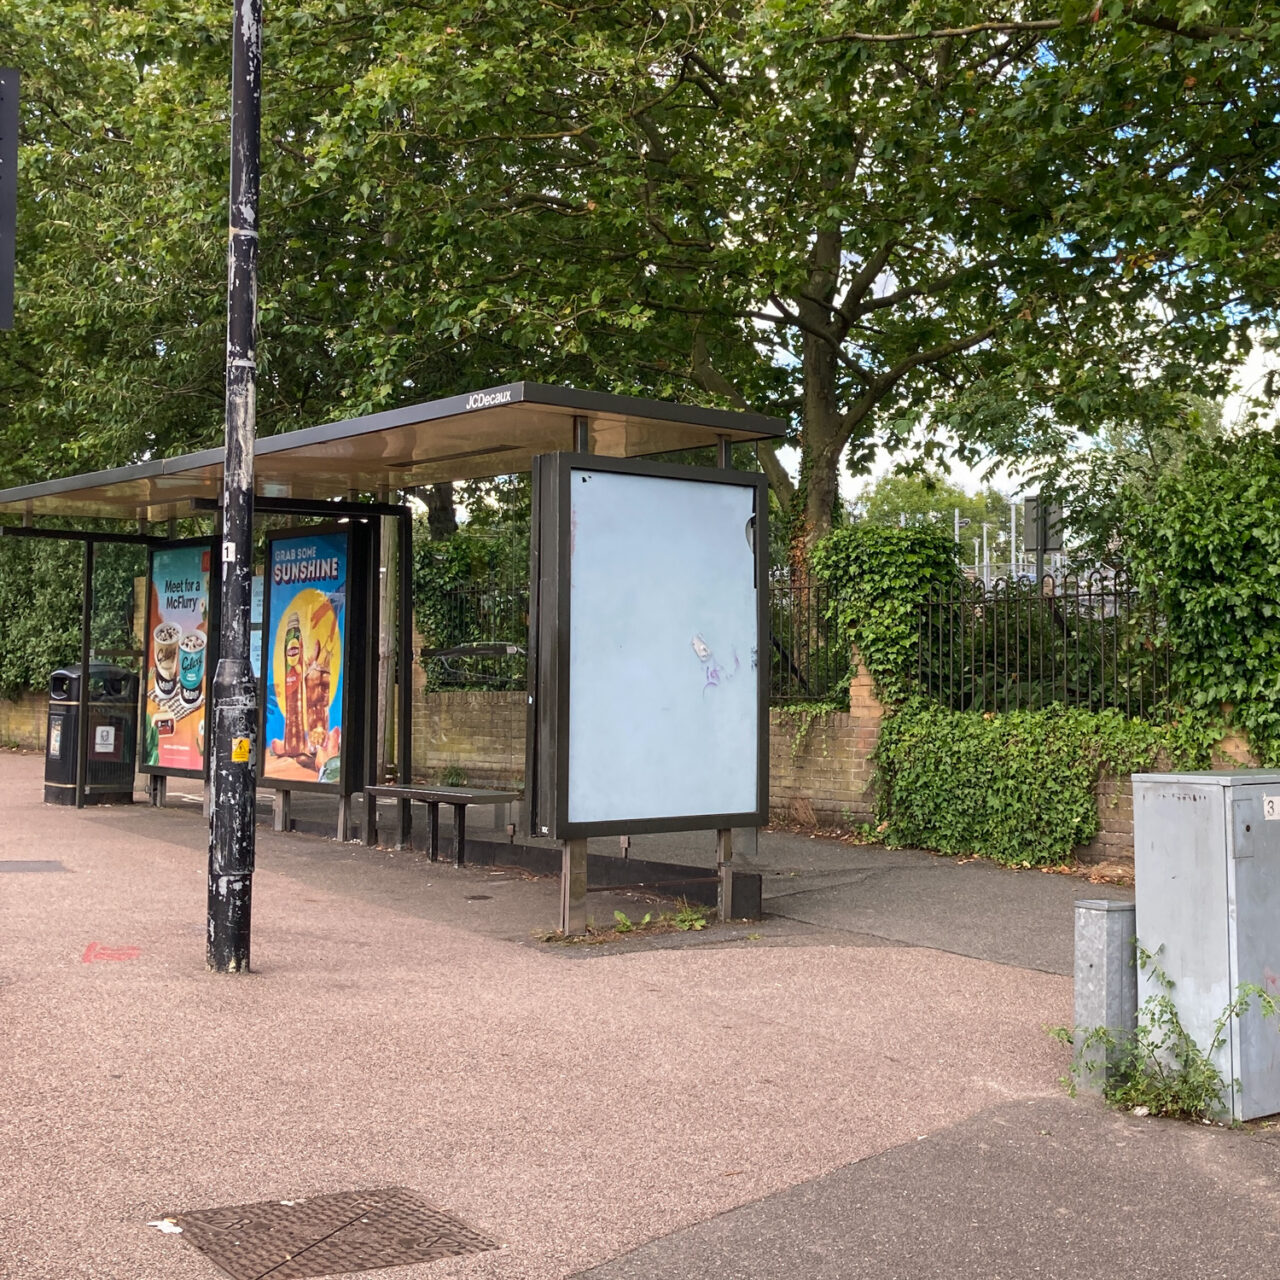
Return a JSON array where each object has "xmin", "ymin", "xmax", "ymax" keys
[{"xmin": 208, "ymin": 0, "xmax": 262, "ymax": 973}]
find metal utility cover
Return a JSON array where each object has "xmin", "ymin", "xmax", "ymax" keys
[
  {"xmin": 163, "ymin": 1187, "xmax": 497, "ymax": 1279},
  {"xmin": 1134, "ymin": 769, "xmax": 1280, "ymax": 1121}
]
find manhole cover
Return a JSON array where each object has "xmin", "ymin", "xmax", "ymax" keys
[
  {"xmin": 160, "ymin": 1186, "xmax": 497, "ymax": 1279},
  {"xmin": 0, "ymin": 860, "xmax": 66, "ymax": 872}
]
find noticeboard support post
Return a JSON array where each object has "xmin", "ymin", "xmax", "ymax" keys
[
  {"xmin": 558, "ymin": 416, "xmax": 591, "ymax": 934},
  {"xmin": 716, "ymin": 828, "xmax": 733, "ymax": 922},
  {"xmin": 560, "ymin": 839, "xmax": 587, "ymax": 935},
  {"xmin": 716, "ymin": 431, "xmax": 753, "ymax": 912}
]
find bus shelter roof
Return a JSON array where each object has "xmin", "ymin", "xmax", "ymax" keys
[{"xmin": 0, "ymin": 382, "xmax": 785, "ymax": 522}]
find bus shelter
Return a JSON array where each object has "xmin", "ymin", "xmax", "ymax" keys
[{"xmin": 0, "ymin": 383, "xmax": 783, "ymax": 925}]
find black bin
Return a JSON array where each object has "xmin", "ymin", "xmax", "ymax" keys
[{"xmin": 45, "ymin": 663, "xmax": 139, "ymax": 806}]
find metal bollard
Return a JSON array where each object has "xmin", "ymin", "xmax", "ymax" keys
[{"xmin": 1073, "ymin": 899, "xmax": 1138, "ymax": 1092}]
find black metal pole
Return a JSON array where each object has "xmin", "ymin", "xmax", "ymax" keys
[{"xmin": 207, "ymin": 0, "xmax": 262, "ymax": 973}]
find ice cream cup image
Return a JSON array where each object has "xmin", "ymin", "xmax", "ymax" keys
[
  {"xmin": 178, "ymin": 630, "xmax": 207, "ymax": 705},
  {"xmin": 153, "ymin": 622, "xmax": 181, "ymax": 696}
]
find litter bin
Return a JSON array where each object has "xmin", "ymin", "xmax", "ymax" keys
[{"xmin": 44, "ymin": 663, "xmax": 139, "ymax": 805}]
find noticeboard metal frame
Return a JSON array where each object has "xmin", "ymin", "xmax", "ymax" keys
[
  {"xmin": 139, "ymin": 537, "xmax": 218, "ymax": 781},
  {"xmin": 256, "ymin": 523, "xmax": 360, "ymax": 798},
  {"xmin": 527, "ymin": 452, "xmax": 769, "ymax": 842}
]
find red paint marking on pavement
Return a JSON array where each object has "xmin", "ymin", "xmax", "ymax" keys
[{"xmin": 81, "ymin": 942, "xmax": 141, "ymax": 963}]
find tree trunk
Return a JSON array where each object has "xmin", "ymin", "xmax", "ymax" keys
[
  {"xmin": 791, "ymin": 330, "xmax": 846, "ymax": 573},
  {"xmin": 425, "ymin": 482, "xmax": 457, "ymax": 540}
]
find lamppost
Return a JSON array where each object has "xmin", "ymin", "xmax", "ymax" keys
[{"xmin": 207, "ymin": 0, "xmax": 262, "ymax": 972}]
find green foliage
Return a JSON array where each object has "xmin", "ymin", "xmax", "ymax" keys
[
  {"xmin": 875, "ymin": 700, "xmax": 1215, "ymax": 867},
  {"xmin": 612, "ymin": 909, "xmax": 652, "ymax": 934},
  {"xmin": 7, "ymin": 0, "xmax": 1278, "ymax": 560},
  {"xmin": 851, "ymin": 470, "xmax": 1011, "ymax": 540},
  {"xmin": 0, "ymin": 536, "xmax": 142, "ymax": 699},
  {"xmin": 1028, "ymin": 396, "xmax": 1225, "ymax": 572},
  {"xmin": 0, "ymin": 539, "xmax": 82, "ymax": 698},
  {"xmin": 811, "ymin": 525, "xmax": 961, "ymax": 703},
  {"xmin": 1056, "ymin": 949, "xmax": 1280, "ymax": 1120},
  {"xmin": 411, "ymin": 520, "xmax": 528, "ymax": 688},
  {"xmin": 670, "ymin": 900, "xmax": 710, "ymax": 932},
  {"xmin": 1123, "ymin": 430, "xmax": 1280, "ymax": 762}
]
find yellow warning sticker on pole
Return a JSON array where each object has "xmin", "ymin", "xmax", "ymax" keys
[{"xmin": 231, "ymin": 737, "xmax": 251, "ymax": 763}]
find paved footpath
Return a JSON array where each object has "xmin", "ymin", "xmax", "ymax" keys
[{"xmin": 2, "ymin": 753, "xmax": 1279, "ymax": 1279}]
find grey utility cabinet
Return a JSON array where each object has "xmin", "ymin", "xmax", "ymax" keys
[{"xmin": 1133, "ymin": 770, "xmax": 1280, "ymax": 1121}]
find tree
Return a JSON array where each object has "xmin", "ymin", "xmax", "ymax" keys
[
  {"xmin": 3, "ymin": 0, "xmax": 1278, "ymax": 562},
  {"xmin": 309, "ymin": 0, "xmax": 1280, "ymax": 556},
  {"xmin": 852, "ymin": 470, "xmax": 1010, "ymax": 534},
  {"xmin": 1033, "ymin": 396, "xmax": 1225, "ymax": 569},
  {"xmin": 1124, "ymin": 427, "xmax": 1280, "ymax": 759},
  {"xmin": 0, "ymin": 0, "xmax": 613, "ymax": 484}
]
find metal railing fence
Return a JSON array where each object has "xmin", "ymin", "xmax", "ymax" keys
[
  {"xmin": 768, "ymin": 575, "xmax": 848, "ymax": 704},
  {"xmin": 416, "ymin": 575, "xmax": 849, "ymax": 704},
  {"xmin": 417, "ymin": 580, "xmax": 529, "ymax": 690},
  {"xmin": 915, "ymin": 572, "xmax": 1174, "ymax": 717}
]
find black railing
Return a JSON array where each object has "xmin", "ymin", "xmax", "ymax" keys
[
  {"xmin": 915, "ymin": 572, "xmax": 1174, "ymax": 717},
  {"xmin": 769, "ymin": 575, "xmax": 848, "ymax": 705},
  {"xmin": 418, "ymin": 576, "xmax": 849, "ymax": 704},
  {"xmin": 418, "ymin": 581, "xmax": 528, "ymax": 690}
]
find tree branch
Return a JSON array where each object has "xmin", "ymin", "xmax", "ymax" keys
[
  {"xmin": 818, "ymin": 19, "xmax": 1061, "ymax": 44},
  {"xmin": 838, "ymin": 324, "xmax": 999, "ymax": 439},
  {"xmin": 690, "ymin": 333, "xmax": 796, "ymax": 505},
  {"xmin": 819, "ymin": 8, "xmax": 1246, "ymax": 46},
  {"xmin": 853, "ymin": 258, "xmax": 998, "ymax": 317},
  {"xmin": 836, "ymin": 240, "xmax": 897, "ymax": 334}
]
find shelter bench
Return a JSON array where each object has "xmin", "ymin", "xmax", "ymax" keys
[{"xmin": 363, "ymin": 784, "xmax": 522, "ymax": 865}]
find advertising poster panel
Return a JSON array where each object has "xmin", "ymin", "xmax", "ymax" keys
[
  {"xmin": 250, "ymin": 572, "xmax": 264, "ymax": 680},
  {"xmin": 143, "ymin": 544, "xmax": 211, "ymax": 775},
  {"xmin": 261, "ymin": 531, "xmax": 348, "ymax": 789}
]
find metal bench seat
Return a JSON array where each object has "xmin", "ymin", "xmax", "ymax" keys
[{"xmin": 364, "ymin": 784, "xmax": 522, "ymax": 865}]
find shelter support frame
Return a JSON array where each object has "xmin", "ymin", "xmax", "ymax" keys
[
  {"xmin": 0, "ymin": 525, "xmax": 167, "ymax": 809},
  {"xmin": 3, "ymin": 494, "xmax": 413, "ymax": 831}
]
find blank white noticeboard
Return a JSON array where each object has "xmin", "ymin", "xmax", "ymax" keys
[{"xmin": 565, "ymin": 467, "xmax": 761, "ymax": 826}]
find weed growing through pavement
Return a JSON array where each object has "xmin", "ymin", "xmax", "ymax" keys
[
  {"xmin": 1051, "ymin": 946, "xmax": 1280, "ymax": 1121},
  {"xmin": 537, "ymin": 898, "xmax": 713, "ymax": 944},
  {"xmin": 612, "ymin": 909, "xmax": 652, "ymax": 933},
  {"xmin": 671, "ymin": 899, "xmax": 710, "ymax": 931}
]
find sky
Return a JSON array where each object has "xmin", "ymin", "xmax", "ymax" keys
[{"xmin": 770, "ymin": 335, "xmax": 1280, "ymax": 504}]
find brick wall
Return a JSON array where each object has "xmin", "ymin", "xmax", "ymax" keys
[
  {"xmin": 1079, "ymin": 732, "xmax": 1258, "ymax": 869},
  {"xmin": 770, "ymin": 652, "xmax": 883, "ymax": 827},
  {"xmin": 1079, "ymin": 773, "xmax": 1135, "ymax": 867},
  {"xmin": 408, "ymin": 647, "xmax": 888, "ymax": 825},
  {"xmin": 411, "ymin": 683, "xmax": 527, "ymax": 787},
  {"xmin": 0, "ymin": 691, "xmax": 48, "ymax": 750}
]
